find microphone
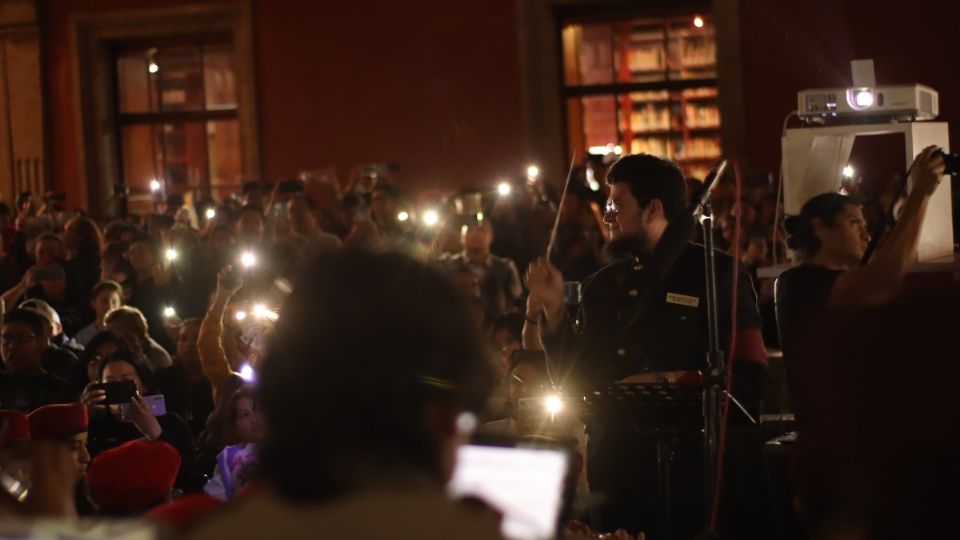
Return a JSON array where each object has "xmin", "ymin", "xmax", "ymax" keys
[{"xmin": 689, "ymin": 159, "xmax": 729, "ymax": 216}]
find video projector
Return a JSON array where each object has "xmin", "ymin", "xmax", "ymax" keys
[{"xmin": 797, "ymin": 83, "xmax": 938, "ymax": 124}]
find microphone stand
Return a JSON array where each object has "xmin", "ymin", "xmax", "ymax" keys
[
  {"xmin": 690, "ymin": 160, "xmax": 728, "ymax": 537},
  {"xmin": 698, "ymin": 199, "xmax": 724, "ymax": 530}
]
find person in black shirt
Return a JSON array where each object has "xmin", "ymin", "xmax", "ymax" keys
[
  {"xmin": 81, "ymin": 349, "xmax": 197, "ymax": 492},
  {"xmin": 776, "ymin": 146, "xmax": 945, "ymax": 423},
  {"xmin": 157, "ymin": 318, "xmax": 214, "ymax": 438},
  {"xmin": 527, "ymin": 153, "xmax": 768, "ymax": 537},
  {"xmin": 0, "ymin": 309, "xmax": 73, "ymax": 411}
]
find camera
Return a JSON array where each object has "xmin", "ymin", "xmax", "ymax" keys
[{"xmin": 934, "ymin": 149, "xmax": 959, "ymax": 176}]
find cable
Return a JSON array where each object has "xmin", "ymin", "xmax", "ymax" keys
[{"xmin": 709, "ymin": 158, "xmax": 743, "ymax": 531}]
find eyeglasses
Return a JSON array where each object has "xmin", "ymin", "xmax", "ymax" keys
[
  {"xmin": 604, "ymin": 200, "xmax": 619, "ymax": 217},
  {"xmin": 604, "ymin": 198, "xmax": 651, "ymax": 217},
  {"xmin": 0, "ymin": 333, "xmax": 38, "ymax": 344}
]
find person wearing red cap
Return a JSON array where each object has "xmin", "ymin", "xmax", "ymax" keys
[
  {"xmin": 86, "ymin": 439, "xmax": 180, "ymax": 516},
  {"xmin": 0, "ymin": 410, "xmax": 31, "ymax": 490},
  {"xmin": 81, "ymin": 349, "xmax": 196, "ymax": 491},
  {"xmin": 28, "ymin": 402, "xmax": 90, "ymax": 486},
  {"xmin": 145, "ymin": 493, "xmax": 224, "ymax": 533}
]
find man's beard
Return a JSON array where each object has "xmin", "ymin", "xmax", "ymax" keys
[{"xmin": 603, "ymin": 231, "xmax": 651, "ymax": 263}]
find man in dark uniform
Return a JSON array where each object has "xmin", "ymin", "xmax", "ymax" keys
[{"xmin": 527, "ymin": 154, "xmax": 767, "ymax": 538}]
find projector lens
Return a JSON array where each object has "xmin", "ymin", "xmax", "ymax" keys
[{"xmin": 855, "ymin": 90, "xmax": 874, "ymax": 108}]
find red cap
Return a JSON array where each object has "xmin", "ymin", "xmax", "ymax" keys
[
  {"xmin": 28, "ymin": 403, "xmax": 88, "ymax": 441},
  {"xmin": 87, "ymin": 439, "xmax": 181, "ymax": 511},
  {"xmin": 145, "ymin": 494, "xmax": 224, "ymax": 531},
  {"xmin": 0, "ymin": 410, "xmax": 30, "ymax": 450}
]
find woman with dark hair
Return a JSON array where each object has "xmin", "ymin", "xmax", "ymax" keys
[
  {"xmin": 185, "ymin": 250, "xmax": 500, "ymax": 540},
  {"xmin": 203, "ymin": 385, "xmax": 264, "ymax": 500},
  {"xmin": 78, "ymin": 330, "xmax": 134, "ymax": 384},
  {"xmin": 81, "ymin": 349, "xmax": 196, "ymax": 491},
  {"xmin": 63, "ymin": 217, "xmax": 104, "ymax": 322},
  {"xmin": 775, "ymin": 147, "xmax": 945, "ymax": 421}
]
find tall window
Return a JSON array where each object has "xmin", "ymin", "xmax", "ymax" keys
[
  {"xmin": 114, "ymin": 38, "xmax": 242, "ymax": 214},
  {"xmin": 562, "ymin": 12, "xmax": 721, "ymax": 180}
]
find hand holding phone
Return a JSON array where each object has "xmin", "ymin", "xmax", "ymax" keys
[
  {"xmin": 121, "ymin": 396, "xmax": 163, "ymax": 439},
  {"xmin": 120, "ymin": 394, "xmax": 166, "ymax": 421},
  {"xmin": 217, "ymin": 265, "xmax": 243, "ymax": 296}
]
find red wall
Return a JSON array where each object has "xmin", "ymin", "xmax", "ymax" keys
[
  {"xmin": 43, "ymin": 0, "xmax": 960, "ymax": 210},
  {"xmin": 737, "ymin": 0, "xmax": 960, "ymax": 174},
  {"xmin": 43, "ymin": 0, "xmax": 525, "ymax": 207}
]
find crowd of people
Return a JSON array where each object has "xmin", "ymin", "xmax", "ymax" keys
[{"xmin": 0, "ymin": 147, "xmax": 953, "ymax": 540}]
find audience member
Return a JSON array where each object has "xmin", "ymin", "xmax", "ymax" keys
[
  {"xmin": 0, "ymin": 309, "xmax": 73, "ymax": 411},
  {"xmin": 156, "ymin": 318, "xmax": 214, "ymax": 438},
  {"xmin": 104, "ymin": 306, "xmax": 172, "ymax": 371},
  {"xmin": 82, "ymin": 350, "xmax": 195, "ymax": 490},
  {"xmin": 203, "ymin": 385, "xmax": 263, "ymax": 500},
  {"xmin": 86, "ymin": 439, "xmax": 181, "ymax": 517},
  {"xmin": 439, "ymin": 218, "xmax": 522, "ymax": 321},
  {"xmin": 74, "ymin": 280, "xmax": 123, "ymax": 347},
  {"xmin": 123, "ymin": 238, "xmax": 178, "ymax": 351},
  {"xmin": 0, "ymin": 410, "xmax": 31, "ymax": 487},
  {"xmin": 78, "ymin": 331, "xmax": 133, "ymax": 387},
  {"xmin": 18, "ymin": 299, "xmax": 83, "ymax": 390}
]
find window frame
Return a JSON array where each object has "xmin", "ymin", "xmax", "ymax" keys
[{"xmin": 71, "ymin": 2, "xmax": 258, "ymax": 217}]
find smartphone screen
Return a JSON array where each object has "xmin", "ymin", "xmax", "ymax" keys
[
  {"xmin": 119, "ymin": 394, "xmax": 167, "ymax": 421},
  {"xmin": 448, "ymin": 442, "xmax": 570, "ymax": 540}
]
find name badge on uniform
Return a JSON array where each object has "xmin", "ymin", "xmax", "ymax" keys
[{"xmin": 665, "ymin": 292, "xmax": 700, "ymax": 308}]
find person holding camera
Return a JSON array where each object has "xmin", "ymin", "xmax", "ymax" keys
[
  {"xmin": 775, "ymin": 145, "xmax": 945, "ymax": 424},
  {"xmin": 81, "ymin": 349, "xmax": 195, "ymax": 491}
]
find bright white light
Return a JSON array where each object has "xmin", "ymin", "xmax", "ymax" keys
[
  {"xmin": 148, "ymin": 62, "xmax": 159, "ymax": 74},
  {"xmin": 205, "ymin": 208, "xmax": 216, "ymax": 219},
  {"xmin": 843, "ymin": 165, "xmax": 855, "ymax": 179},
  {"xmin": 234, "ymin": 310, "xmax": 247, "ymax": 322},
  {"xmin": 544, "ymin": 394, "xmax": 564, "ymax": 415},
  {"xmin": 239, "ymin": 363, "xmax": 256, "ymax": 382},
  {"xmin": 526, "ymin": 165, "xmax": 540, "ymax": 179},
  {"xmin": 423, "ymin": 209, "xmax": 440, "ymax": 227},
  {"xmin": 456, "ymin": 412, "xmax": 478, "ymax": 434},
  {"xmin": 240, "ymin": 251, "xmax": 257, "ymax": 268},
  {"xmin": 149, "ymin": 179, "xmax": 161, "ymax": 192},
  {"xmin": 476, "ymin": 212, "xmax": 484, "ymax": 222},
  {"xmin": 162, "ymin": 306, "xmax": 176, "ymax": 318},
  {"xmin": 252, "ymin": 303, "xmax": 279, "ymax": 321},
  {"xmin": 397, "ymin": 211, "xmax": 410, "ymax": 222},
  {"xmin": 587, "ymin": 178, "xmax": 601, "ymax": 191},
  {"xmin": 693, "ymin": 16, "xmax": 704, "ymax": 28},
  {"xmin": 497, "ymin": 182, "xmax": 512, "ymax": 196},
  {"xmin": 854, "ymin": 90, "xmax": 874, "ymax": 108},
  {"xmin": 164, "ymin": 248, "xmax": 178, "ymax": 262},
  {"xmin": 588, "ymin": 145, "xmax": 621, "ymax": 156}
]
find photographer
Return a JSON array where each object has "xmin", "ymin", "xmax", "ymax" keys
[
  {"xmin": 81, "ymin": 349, "xmax": 195, "ymax": 490},
  {"xmin": 775, "ymin": 146, "xmax": 945, "ymax": 423}
]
